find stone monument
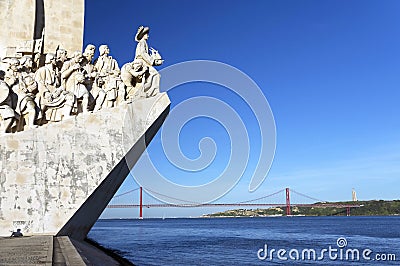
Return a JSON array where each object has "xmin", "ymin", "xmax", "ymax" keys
[
  {"xmin": 0, "ymin": 0, "xmax": 84, "ymax": 61},
  {"xmin": 0, "ymin": 0, "xmax": 169, "ymax": 241}
]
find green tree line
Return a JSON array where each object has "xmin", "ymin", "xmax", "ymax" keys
[{"xmin": 206, "ymin": 200, "xmax": 400, "ymax": 217}]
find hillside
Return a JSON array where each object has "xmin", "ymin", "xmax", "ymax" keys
[{"xmin": 204, "ymin": 200, "xmax": 400, "ymax": 217}]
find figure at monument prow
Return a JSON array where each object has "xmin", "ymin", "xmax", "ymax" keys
[{"xmin": 131, "ymin": 26, "xmax": 163, "ymax": 98}]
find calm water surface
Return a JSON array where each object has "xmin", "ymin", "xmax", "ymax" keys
[{"xmin": 88, "ymin": 216, "xmax": 400, "ymax": 265}]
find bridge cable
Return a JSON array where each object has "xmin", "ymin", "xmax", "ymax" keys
[
  {"xmin": 290, "ymin": 189, "xmax": 325, "ymax": 203},
  {"xmin": 113, "ymin": 188, "xmax": 140, "ymax": 198},
  {"xmin": 237, "ymin": 188, "xmax": 286, "ymax": 204},
  {"xmin": 143, "ymin": 187, "xmax": 204, "ymax": 205}
]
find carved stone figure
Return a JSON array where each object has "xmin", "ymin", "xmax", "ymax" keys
[
  {"xmin": 0, "ymin": 25, "xmax": 164, "ymax": 133},
  {"xmin": 90, "ymin": 75, "xmax": 106, "ymax": 112},
  {"xmin": 0, "ymin": 80, "xmax": 17, "ymax": 132},
  {"xmin": 3, "ymin": 58, "xmax": 20, "ymax": 90},
  {"xmin": 94, "ymin": 45, "xmax": 125, "ymax": 107},
  {"xmin": 70, "ymin": 72, "xmax": 90, "ymax": 113},
  {"xmin": 81, "ymin": 44, "xmax": 101, "ymax": 110},
  {"xmin": 14, "ymin": 75, "xmax": 39, "ymax": 129},
  {"xmin": 134, "ymin": 26, "xmax": 163, "ymax": 97},
  {"xmin": 34, "ymin": 53, "xmax": 75, "ymax": 122},
  {"xmin": 55, "ymin": 48, "xmax": 68, "ymax": 75},
  {"xmin": 19, "ymin": 56, "xmax": 35, "ymax": 77},
  {"xmin": 3, "ymin": 58, "xmax": 38, "ymax": 130},
  {"xmin": 82, "ymin": 44, "xmax": 97, "ymax": 90},
  {"xmin": 61, "ymin": 51, "xmax": 90, "ymax": 113},
  {"xmin": 121, "ymin": 60, "xmax": 148, "ymax": 100}
]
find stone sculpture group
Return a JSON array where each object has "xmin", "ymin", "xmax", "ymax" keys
[{"xmin": 0, "ymin": 26, "xmax": 162, "ymax": 133}]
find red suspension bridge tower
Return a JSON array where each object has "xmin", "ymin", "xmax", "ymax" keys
[
  {"xmin": 286, "ymin": 187, "xmax": 291, "ymax": 216},
  {"xmin": 139, "ymin": 186, "xmax": 143, "ymax": 219}
]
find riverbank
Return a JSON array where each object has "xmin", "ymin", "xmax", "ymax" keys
[{"xmin": 204, "ymin": 199, "xmax": 400, "ymax": 217}]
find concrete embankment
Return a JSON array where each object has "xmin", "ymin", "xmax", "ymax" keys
[{"xmin": 0, "ymin": 235, "xmax": 134, "ymax": 265}]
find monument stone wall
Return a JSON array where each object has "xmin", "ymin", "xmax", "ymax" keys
[
  {"xmin": 0, "ymin": 0, "xmax": 35, "ymax": 58},
  {"xmin": 0, "ymin": 0, "xmax": 84, "ymax": 59},
  {"xmin": 0, "ymin": 93, "xmax": 170, "ymax": 238},
  {"xmin": 0, "ymin": 0, "xmax": 169, "ymax": 240},
  {"xmin": 42, "ymin": 0, "xmax": 84, "ymax": 54}
]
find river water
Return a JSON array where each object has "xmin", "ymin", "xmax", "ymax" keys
[{"xmin": 88, "ymin": 216, "xmax": 399, "ymax": 265}]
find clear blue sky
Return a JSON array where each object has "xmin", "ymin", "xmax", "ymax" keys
[{"xmin": 84, "ymin": 0, "xmax": 400, "ymax": 218}]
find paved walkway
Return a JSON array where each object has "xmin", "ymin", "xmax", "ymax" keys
[
  {"xmin": 0, "ymin": 236, "xmax": 124, "ymax": 265},
  {"xmin": 0, "ymin": 236, "xmax": 53, "ymax": 265}
]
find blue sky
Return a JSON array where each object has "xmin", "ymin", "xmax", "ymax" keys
[{"xmin": 84, "ymin": 0, "xmax": 400, "ymax": 218}]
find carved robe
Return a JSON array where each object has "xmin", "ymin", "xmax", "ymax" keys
[
  {"xmin": 135, "ymin": 39, "xmax": 154, "ymax": 66},
  {"xmin": 34, "ymin": 65, "xmax": 75, "ymax": 121}
]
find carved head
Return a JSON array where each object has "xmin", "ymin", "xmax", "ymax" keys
[
  {"xmin": 84, "ymin": 44, "xmax": 96, "ymax": 61},
  {"xmin": 19, "ymin": 56, "xmax": 33, "ymax": 69},
  {"xmin": 8, "ymin": 58, "xmax": 20, "ymax": 71},
  {"xmin": 99, "ymin": 45, "xmax": 109, "ymax": 56},
  {"xmin": 133, "ymin": 60, "xmax": 143, "ymax": 71},
  {"xmin": 56, "ymin": 49, "xmax": 68, "ymax": 62},
  {"xmin": 72, "ymin": 51, "xmax": 84, "ymax": 63},
  {"xmin": 135, "ymin": 26, "xmax": 150, "ymax": 42},
  {"xmin": 23, "ymin": 76, "xmax": 38, "ymax": 93},
  {"xmin": 85, "ymin": 44, "xmax": 95, "ymax": 53},
  {"xmin": 45, "ymin": 53, "xmax": 56, "ymax": 65}
]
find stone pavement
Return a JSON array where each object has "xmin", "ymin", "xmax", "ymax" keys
[
  {"xmin": 0, "ymin": 236, "xmax": 53, "ymax": 265},
  {"xmin": 0, "ymin": 236, "xmax": 126, "ymax": 265}
]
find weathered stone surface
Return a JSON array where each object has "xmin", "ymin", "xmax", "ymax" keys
[
  {"xmin": 0, "ymin": 93, "xmax": 170, "ymax": 237},
  {"xmin": 0, "ymin": 0, "xmax": 84, "ymax": 59},
  {"xmin": 0, "ymin": 236, "xmax": 53, "ymax": 265},
  {"xmin": 43, "ymin": 0, "xmax": 84, "ymax": 54},
  {"xmin": 0, "ymin": 235, "xmax": 125, "ymax": 265},
  {"xmin": 56, "ymin": 236, "xmax": 86, "ymax": 265},
  {"xmin": 0, "ymin": 0, "xmax": 35, "ymax": 58}
]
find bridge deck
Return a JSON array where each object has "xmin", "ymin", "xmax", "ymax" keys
[{"xmin": 107, "ymin": 203, "xmax": 363, "ymax": 208}]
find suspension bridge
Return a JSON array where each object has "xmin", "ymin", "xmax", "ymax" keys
[{"xmin": 106, "ymin": 187, "xmax": 363, "ymax": 218}]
